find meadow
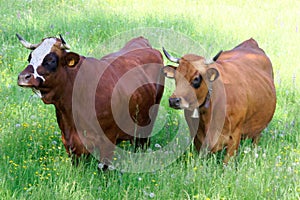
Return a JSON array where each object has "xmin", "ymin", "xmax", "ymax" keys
[{"xmin": 0, "ymin": 0, "xmax": 299, "ymax": 199}]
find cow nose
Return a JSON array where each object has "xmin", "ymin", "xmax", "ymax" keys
[
  {"xmin": 169, "ymin": 97, "xmax": 181, "ymax": 109},
  {"xmin": 18, "ymin": 73, "xmax": 32, "ymax": 81},
  {"xmin": 24, "ymin": 74, "xmax": 32, "ymax": 80},
  {"xmin": 18, "ymin": 73, "xmax": 33, "ymax": 86}
]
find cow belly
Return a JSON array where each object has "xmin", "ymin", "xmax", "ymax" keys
[
  {"xmin": 241, "ymin": 81, "xmax": 276, "ymax": 138},
  {"xmin": 129, "ymin": 84, "xmax": 158, "ymax": 126},
  {"xmin": 242, "ymin": 102, "xmax": 275, "ymax": 138},
  {"xmin": 95, "ymin": 84, "xmax": 160, "ymax": 143}
]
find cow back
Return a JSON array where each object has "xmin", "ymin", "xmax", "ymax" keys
[{"xmin": 212, "ymin": 40, "xmax": 276, "ymax": 138}]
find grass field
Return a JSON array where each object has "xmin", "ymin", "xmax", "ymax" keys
[{"xmin": 0, "ymin": 0, "xmax": 299, "ymax": 199}]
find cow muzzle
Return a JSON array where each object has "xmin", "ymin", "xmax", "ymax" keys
[
  {"xmin": 169, "ymin": 97, "xmax": 181, "ymax": 109},
  {"xmin": 169, "ymin": 96, "xmax": 191, "ymax": 110},
  {"xmin": 18, "ymin": 73, "xmax": 41, "ymax": 87}
]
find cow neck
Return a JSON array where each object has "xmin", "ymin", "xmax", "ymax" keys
[
  {"xmin": 199, "ymin": 80, "xmax": 213, "ymax": 109},
  {"xmin": 54, "ymin": 85, "xmax": 73, "ymax": 121},
  {"xmin": 53, "ymin": 78, "xmax": 75, "ymax": 142},
  {"xmin": 52, "ymin": 56, "xmax": 85, "ymax": 105},
  {"xmin": 47, "ymin": 75, "xmax": 72, "ymax": 106},
  {"xmin": 53, "ymin": 56, "xmax": 86, "ymax": 125},
  {"xmin": 199, "ymin": 91, "xmax": 211, "ymax": 109}
]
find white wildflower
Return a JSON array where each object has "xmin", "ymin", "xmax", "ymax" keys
[
  {"xmin": 108, "ymin": 165, "xmax": 115, "ymax": 171},
  {"xmin": 276, "ymin": 155, "xmax": 281, "ymax": 160},
  {"xmin": 244, "ymin": 147, "xmax": 251, "ymax": 154},
  {"xmin": 149, "ymin": 192, "xmax": 155, "ymax": 198},
  {"xmin": 98, "ymin": 163, "xmax": 104, "ymax": 169}
]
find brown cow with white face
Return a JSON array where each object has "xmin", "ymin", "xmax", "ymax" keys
[
  {"xmin": 163, "ymin": 38, "xmax": 276, "ymax": 163},
  {"xmin": 17, "ymin": 34, "xmax": 164, "ymax": 167}
]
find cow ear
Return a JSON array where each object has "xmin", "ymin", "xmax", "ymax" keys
[
  {"xmin": 162, "ymin": 65, "xmax": 176, "ymax": 78},
  {"xmin": 206, "ymin": 68, "xmax": 219, "ymax": 82},
  {"xmin": 65, "ymin": 52, "xmax": 80, "ymax": 68}
]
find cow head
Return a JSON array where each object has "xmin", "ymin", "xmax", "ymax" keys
[
  {"xmin": 16, "ymin": 33, "xmax": 81, "ymax": 103},
  {"xmin": 162, "ymin": 48, "xmax": 222, "ymax": 114}
]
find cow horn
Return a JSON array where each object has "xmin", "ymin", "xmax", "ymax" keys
[
  {"xmin": 162, "ymin": 47, "xmax": 180, "ymax": 64},
  {"xmin": 59, "ymin": 34, "xmax": 70, "ymax": 50},
  {"xmin": 16, "ymin": 33, "xmax": 39, "ymax": 50},
  {"xmin": 205, "ymin": 50, "xmax": 223, "ymax": 65},
  {"xmin": 213, "ymin": 50, "xmax": 223, "ymax": 61}
]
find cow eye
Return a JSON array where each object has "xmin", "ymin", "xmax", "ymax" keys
[
  {"xmin": 192, "ymin": 75, "xmax": 202, "ymax": 89},
  {"xmin": 42, "ymin": 53, "xmax": 58, "ymax": 72}
]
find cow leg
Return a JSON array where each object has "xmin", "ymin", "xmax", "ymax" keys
[
  {"xmin": 184, "ymin": 110, "xmax": 205, "ymax": 152},
  {"xmin": 97, "ymin": 138, "xmax": 117, "ymax": 170},
  {"xmin": 134, "ymin": 138, "xmax": 150, "ymax": 152},
  {"xmin": 223, "ymin": 129, "xmax": 241, "ymax": 164},
  {"xmin": 70, "ymin": 154, "xmax": 80, "ymax": 166},
  {"xmin": 193, "ymin": 136, "xmax": 202, "ymax": 152},
  {"xmin": 252, "ymin": 134, "xmax": 261, "ymax": 145},
  {"xmin": 194, "ymin": 126, "xmax": 206, "ymax": 152}
]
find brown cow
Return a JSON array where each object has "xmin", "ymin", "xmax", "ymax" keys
[
  {"xmin": 16, "ymin": 34, "xmax": 164, "ymax": 167},
  {"xmin": 162, "ymin": 38, "xmax": 276, "ymax": 163}
]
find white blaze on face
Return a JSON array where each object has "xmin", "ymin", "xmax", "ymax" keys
[{"xmin": 29, "ymin": 38, "xmax": 57, "ymax": 81}]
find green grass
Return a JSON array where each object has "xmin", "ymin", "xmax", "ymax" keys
[{"xmin": 0, "ymin": 0, "xmax": 299, "ymax": 199}]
